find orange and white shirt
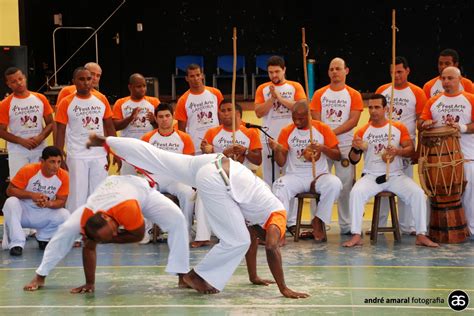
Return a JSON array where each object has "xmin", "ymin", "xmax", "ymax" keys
[
  {"xmin": 55, "ymin": 91, "xmax": 113, "ymax": 158},
  {"xmin": 203, "ymin": 125, "xmax": 262, "ymax": 155},
  {"xmin": 11, "ymin": 162, "xmax": 69, "ymax": 208},
  {"xmin": 174, "ymin": 87, "xmax": 223, "ymax": 151},
  {"xmin": 310, "ymin": 84, "xmax": 363, "ymax": 148},
  {"xmin": 355, "ymin": 121, "xmax": 411, "ymax": 176},
  {"xmin": 277, "ymin": 120, "xmax": 338, "ymax": 176},
  {"xmin": 0, "ymin": 91, "xmax": 53, "ymax": 153},
  {"xmin": 254, "ymin": 81, "xmax": 306, "ymax": 142},
  {"xmin": 421, "ymin": 91, "xmax": 474, "ymax": 159},
  {"xmin": 113, "ymin": 96, "xmax": 160, "ymax": 138},
  {"xmin": 375, "ymin": 82, "xmax": 427, "ymax": 140},
  {"xmin": 141, "ymin": 129, "xmax": 195, "ymax": 155},
  {"xmin": 423, "ymin": 76, "xmax": 474, "ymax": 98},
  {"xmin": 79, "ymin": 175, "xmax": 149, "ymax": 232},
  {"xmin": 56, "ymin": 85, "xmax": 104, "ymax": 106}
]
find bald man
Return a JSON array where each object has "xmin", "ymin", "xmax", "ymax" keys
[
  {"xmin": 310, "ymin": 58, "xmax": 364, "ymax": 235},
  {"xmin": 113, "ymin": 73, "xmax": 160, "ymax": 175},
  {"xmin": 423, "ymin": 49, "xmax": 474, "ymax": 98},
  {"xmin": 420, "ymin": 66, "xmax": 474, "ymax": 239},
  {"xmin": 56, "ymin": 62, "xmax": 103, "ymax": 106}
]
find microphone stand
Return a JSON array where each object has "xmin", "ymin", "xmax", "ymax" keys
[{"xmin": 248, "ymin": 125, "xmax": 276, "ymax": 183}]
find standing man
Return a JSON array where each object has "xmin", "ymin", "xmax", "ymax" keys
[
  {"xmin": 141, "ymin": 103, "xmax": 196, "ymax": 236},
  {"xmin": 88, "ymin": 135, "xmax": 309, "ymax": 298},
  {"xmin": 270, "ymin": 101, "xmax": 342, "ymax": 241},
  {"xmin": 344, "ymin": 94, "xmax": 438, "ymax": 248},
  {"xmin": 56, "ymin": 62, "xmax": 103, "ymax": 105},
  {"xmin": 420, "ymin": 66, "xmax": 474, "ymax": 240},
  {"xmin": 2, "ymin": 146, "xmax": 69, "ymax": 256},
  {"xmin": 0, "ymin": 67, "xmax": 54, "ymax": 177},
  {"xmin": 254, "ymin": 56, "xmax": 306, "ymax": 185},
  {"xmin": 113, "ymin": 73, "xmax": 160, "ymax": 175},
  {"xmin": 23, "ymin": 175, "xmax": 189, "ymax": 293},
  {"xmin": 375, "ymin": 56, "xmax": 427, "ymax": 234},
  {"xmin": 310, "ymin": 57, "xmax": 363, "ymax": 235},
  {"xmin": 55, "ymin": 67, "xmax": 116, "ymax": 212},
  {"xmin": 174, "ymin": 64, "xmax": 223, "ymax": 154},
  {"xmin": 423, "ymin": 49, "xmax": 473, "ymax": 98}
]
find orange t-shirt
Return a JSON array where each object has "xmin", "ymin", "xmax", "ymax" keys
[
  {"xmin": 80, "ymin": 199, "xmax": 144, "ymax": 232},
  {"xmin": 141, "ymin": 129, "xmax": 195, "ymax": 155}
]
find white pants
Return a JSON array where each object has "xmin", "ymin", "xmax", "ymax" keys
[
  {"xmin": 36, "ymin": 190, "xmax": 189, "ymax": 276},
  {"xmin": 66, "ymin": 156, "xmax": 108, "ymax": 212},
  {"xmin": 261, "ymin": 142, "xmax": 283, "ymax": 186},
  {"xmin": 194, "ymin": 163, "xmax": 252, "ymax": 291},
  {"xmin": 378, "ymin": 159, "xmax": 416, "ymax": 233},
  {"xmin": 194, "ymin": 193, "xmax": 212, "ymax": 241},
  {"xmin": 2, "ymin": 197, "xmax": 69, "ymax": 249},
  {"xmin": 119, "ymin": 161, "xmax": 137, "ymax": 176},
  {"xmin": 273, "ymin": 173, "xmax": 342, "ymax": 225},
  {"xmin": 327, "ymin": 146, "xmax": 354, "ymax": 233},
  {"xmin": 463, "ymin": 161, "xmax": 474, "ymax": 234},
  {"xmin": 8, "ymin": 151, "xmax": 42, "ymax": 178},
  {"xmin": 349, "ymin": 174, "xmax": 428, "ymax": 235},
  {"xmin": 158, "ymin": 177, "xmax": 195, "ymax": 233}
]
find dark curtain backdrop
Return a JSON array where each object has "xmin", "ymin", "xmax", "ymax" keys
[{"xmin": 20, "ymin": 0, "xmax": 474, "ymax": 100}]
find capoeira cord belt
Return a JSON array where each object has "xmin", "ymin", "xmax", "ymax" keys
[
  {"xmin": 213, "ymin": 153, "xmax": 230, "ymax": 188},
  {"xmin": 103, "ymin": 142, "xmax": 157, "ymax": 188}
]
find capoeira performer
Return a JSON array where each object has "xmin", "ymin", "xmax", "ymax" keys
[
  {"xmin": 23, "ymin": 175, "xmax": 189, "ymax": 293},
  {"xmin": 270, "ymin": 101, "xmax": 342, "ymax": 241},
  {"xmin": 2, "ymin": 146, "xmax": 70, "ymax": 256},
  {"xmin": 87, "ymin": 134, "xmax": 309, "ymax": 298},
  {"xmin": 343, "ymin": 94, "xmax": 439, "ymax": 248}
]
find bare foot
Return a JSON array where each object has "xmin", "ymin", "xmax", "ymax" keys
[
  {"xmin": 311, "ymin": 217, "xmax": 327, "ymax": 242},
  {"xmin": 73, "ymin": 241, "xmax": 82, "ymax": 248},
  {"xmin": 23, "ymin": 274, "xmax": 45, "ymax": 291},
  {"xmin": 86, "ymin": 133, "xmax": 106, "ymax": 149},
  {"xmin": 190, "ymin": 240, "xmax": 212, "ymax": 248},
  {"xmin": 342, "ymin": 234, "xmax": 363, "ymax": 247},
  {"xmin": 280, "ymin": 287, "xmax": 310, "ymax": 299},
  {"xmin": 183, "ymin": 269, "xmax": 220, "ymax": 294},
  {"xmin": 178, "ymin": 274, "xmax": 192, "ymax": 288},
  {"xmin": 279, "ymin": 237, "xmax": 286, "ymax": 247},
  {"xmin": 415, "ymin": 235, "xmax": 439, "ymax": 247}
]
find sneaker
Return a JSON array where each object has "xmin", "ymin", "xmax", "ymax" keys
[
  {"xmin": 37, "ymin": 240, "xmax": 48, "ymax": 250},
  {"xmin": 10, "ymin": 246, "xmax": 23, "ymax": 256}
]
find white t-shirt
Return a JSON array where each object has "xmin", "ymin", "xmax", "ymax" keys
[{"xmin": 113, "ymin": 96, "xmax": 159, "ymax": 138}]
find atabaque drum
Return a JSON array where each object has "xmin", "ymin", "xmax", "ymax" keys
[{"xmin": 418, "ymin": 126, "xmax": 469, "ymax": 243}]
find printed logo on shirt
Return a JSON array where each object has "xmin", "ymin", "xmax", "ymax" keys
[
  {"xmin": 435, "ymin": 101, "xmax": 466, "ymax": 114},
  {"xmin": 32, "ymin": 180, "xmax": 59, "ymax": 197},
  {"xmin": 20, "ymin": 115, "xmax": 38, "ymax": 128},
  {"xmin": 12, "ymin": 104, "xmax": 41, "ymax": 117},
  {"xmin": 441, "ymin": 114, "xmax": 460, "ymax": 125},
  {"xmin": 382, "ymin": 94, "xmax": 410, "ymax": 121},
  {"xmin": 149, "ymin": 141, "xmax": 182, "ymax": 153},
  {"xmin": 216, "ymin": 137, "xmax": 246, "ymax": 148},
  {"xmin": 82, "ymin": 116, "xmax": 100, "ymax": 130},
  {"xmin": 325, "ymin": 108, "xmax": 344, "ymax": 123},
  {"xmin": 124, "ymin": 105, "xmax": 151, "ymax": 128},
  {"xmin": 196, "ymin": 111, "xmax": 214, "ymax": 125}
]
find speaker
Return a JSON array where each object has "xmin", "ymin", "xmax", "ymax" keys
[
  {"xmin": 0, "ymin": 46, "xmax": 28, "ymax": 99},
  {"xmin": 145, "ymin": 77, "xmax": 159, "ymax": 98},
  {"xmin": 0, "ymin": 151, "xmax": 9, "ymax": 214}
]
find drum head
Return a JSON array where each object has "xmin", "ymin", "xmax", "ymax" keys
[{"xmin": 421, "ymin": 126, "xmax": 458, "ymax": 137}]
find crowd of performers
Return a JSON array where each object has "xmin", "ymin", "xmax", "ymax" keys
[{"xmin": 1, "ymin": 48, "xmax": 473, "ymax": 297}]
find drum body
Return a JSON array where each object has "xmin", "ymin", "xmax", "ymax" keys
[
  {"xmin": 0, "ymin": 150, "xmax": 8, "ymax": 214},
  {"xmin": 419, "ymin": 127, "xmax": 469, "ymax": 243}
]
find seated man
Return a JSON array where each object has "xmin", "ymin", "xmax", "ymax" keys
[
  {"xmin": 2, "ymin": 146, "xmax": 70, "ymax": 256},
  {"xmin": 23, "ymin": 175, "xmax": 189, "ymax": 293},
  {"xmin": 195, "ymin": 100, "xmax": 263, "ymax": 247},
  {"xmin": 141, "ymin": 103, "xmax": 196, "ymax": 240},
  {"xmin": 270, "ymin": 101, "xmax": 343, "ymax": 241},
  {"xmin": 87, "ymin": 134, "xmax": 309, "ymax": 298},
  {"xmin": 343, "ymin": 94, "xmax": 439, "ymax": 248}
]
